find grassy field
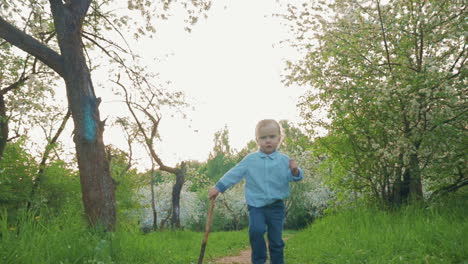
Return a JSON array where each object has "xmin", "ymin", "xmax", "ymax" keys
[
  {"xmin": 1, "ymin": 194, "xmax": 466, "ymax": 263},
  {"xmin": 285, "ymin": 194, "xmax": 468, "ymax": 264},
  {"xmin": 0, "ymin": 208, "xmax": 249, "ymax": 264}
]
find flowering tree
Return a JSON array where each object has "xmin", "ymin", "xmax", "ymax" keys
[
  {"xmin": 283, "ymin": 0, "xmax": 466, "ymax": 205},
  {"xmin": 279, "ymin": 121, "xmax": 333, "ymax": 227},
  {"xmin": 215, "ymin": 181, "xmax": 248, "ymax": 230},
  {"xmin": 0, "ymin": 43, "xmax": 59, "ymax": 161},
  {"xmin": 115, "ymin": 73, "xmax": 189, "ymax": 229}
]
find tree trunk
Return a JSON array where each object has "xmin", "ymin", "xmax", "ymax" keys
[
  {"xmin": 407, "ymin": 153, "xmax": 423, "ymax": 200},
  {"xmin": 171, "ymin": 162, "xmax": 186, "ymax": 228},
  {"xmin": 0, "ymin": 1, "xmax": 116, "ymax": 230},
  {"xmin": 67, "ymin": 65, "xmax": 116, "ymax": 230},
  {"xmin": 0, "ymin": 94, "xmax": 7, "ymax": 161},
  {"xmin": 49, "ymin": 1, "xmax": 116, "ymax": 230},
  {"xmin": 150, "ymin": 168, "xmax": 158, "ymax": 230},
  {"xmin": 392, "ymin": 155, "xmax": 423, "ymax": 204},
  {"xmin": 391, "ymin": 173, "xmax": 403, "ymax": 205}
]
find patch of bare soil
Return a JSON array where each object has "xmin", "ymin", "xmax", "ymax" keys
[
  {"xmin": 213, "ymin": 247, "xmax": 252, "ymax": 264},
  {"xmin": 212, "ymin": 237, "xmax": 290, "ymax": 264}
]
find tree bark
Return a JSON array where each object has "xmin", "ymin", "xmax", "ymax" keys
[
  {"xmin": 50, "ymin": 0, "xmax": 116, "ymax": 230},
  {"xmin": 171, "ymin": 162, "xmax": 186, "ymax": 228},
  {"xmin": 150, "ymin": 166, "xmax": 158, "ymax": 230},
  {"xmin": 391, "ymin": 154, "xmax": 423, "ymax": 205},
  {"xmin": 0, "ymin": 94, "xmax": 7, "ymax": 161},
  {"xmin": 407, "ymin": 153, "xmax": 423, "ymax": 200}
]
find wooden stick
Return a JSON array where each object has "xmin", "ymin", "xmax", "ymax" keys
[{"xmin": 198, "ymin": 198, "xmax": 215, "ymax": 264}]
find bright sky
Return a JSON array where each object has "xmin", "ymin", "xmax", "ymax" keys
[{"xmin": 100, "ymin": 0, "xmax": 307, "ymax": 169}]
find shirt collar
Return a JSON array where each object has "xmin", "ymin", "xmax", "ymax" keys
[{"xmin": 258, "ymin": 149, "xmax": 278, "ymax": 160}]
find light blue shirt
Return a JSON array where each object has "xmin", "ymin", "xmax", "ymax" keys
[{"xmin": 215, "ymin": 150, "xmax": 304, "ymax": 207}]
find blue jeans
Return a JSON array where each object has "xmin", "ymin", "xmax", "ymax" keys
[{"xmin": 248, "ymin": 200, "xmax": 285, "ymax": 264}]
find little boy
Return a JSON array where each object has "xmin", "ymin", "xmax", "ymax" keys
[{"xmin": 208, "ymin": 119, "xmax": 303, "ymax": 264}]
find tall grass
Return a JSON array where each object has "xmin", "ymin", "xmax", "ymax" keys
[
  {"xmin": 2, "ymin": 194, "xmax": 466, "ymax": 263},
  {"xmin": 285, "ymin": 194, "xmax": 468, "ymax": 264},
  {"xmin": 0, "ymin": 206, "xmax": 249, "ymax": 264}
]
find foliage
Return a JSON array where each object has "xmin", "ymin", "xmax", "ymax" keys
[
  {"xmin": 185, "ymin": 160, "xmax": 211, "ymax": 192},
  {"xmin": 279, "ymin": 120, "xmax": 311, "ymax": 152},
  {"xmin": 0, "ymin": 43, "xmax": 23, "ymax": 84},
  {"xmin": 0, "ymin": 0, "xmax": 212, "ymax": 42},
  {"xmin": 235, "ymin": 139, "xmax": 258, "ymax": 162},
  {"xmin": 0, "ymin": 139, "xmax": 80, "ymax": 219},
  {"xmin": 283, "ymin": 150, "xmax": 333, "ymax": 229},
  {"xmin": 285, "ymin": 193, "xmax": 468, "ymax": 263},
  {"xmin": 278, "ymin": 120, "xmax": 334, "ymax": 229},
  {"xmin": 199, "ymin": 126, "xmax": 238, "ymax": 182},
  {"xmin": 283, "ymin": 0, "xmax": 467, "ymax": 205},
  {"xmin": 0, "ymin": 3, "xmax": 63, "ymax": 147},
  {"xmin": 107, "ymin": 145, "xmax": 145, "ymax": 223},
  {"xmin": 0, "ymin": 140, "xmax": 36, "ymax": 219},
  {"xmin": 31, "ymin": 159, "xmax": 81, "ymax": 212}
]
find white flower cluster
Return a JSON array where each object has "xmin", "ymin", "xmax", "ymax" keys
[
  {"xmin": 216, "ymin": 182, "xmax": 248, "ymax": 225},
  {"xmin": 137, "ymin": 181, "xmax": 204, "ymax": 228}
]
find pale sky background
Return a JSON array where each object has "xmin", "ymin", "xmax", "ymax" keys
[{"xmin": 96, "ymin": 0, "xmax": 307, "ymax": 170}]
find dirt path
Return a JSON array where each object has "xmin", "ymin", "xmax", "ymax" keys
[
  {"xmin": 212, "ymin": 237, "xmax": 290, "ymax": 264},
  {"xmin": 214, "ymin": 245, "xmax": 252, "ymax": 264},
  {"xmin": 213, "ymin": 246, "xmax": 252, "ymax": 264}
]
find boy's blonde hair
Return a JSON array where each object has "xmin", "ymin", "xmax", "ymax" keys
[{"xmin": 255, "ymin": 119, "xmax": 282, "ymax": 139}]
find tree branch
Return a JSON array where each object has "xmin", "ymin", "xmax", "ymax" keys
[
  {"xmin": 429, "ymin": 168, "xmax": 467, "ymax": 201},
  {"xmin": 82, "ymin": 30, "xmax": 129, "ymax": 54},
  {"xmin": 428, "ymin": 109, "xmax": 467, "ymax": 132},
  {"xmin": 0, "ymin": 76, "xmax": 29, "ymax": 95},
  {"xmin": 376, "ymin": 0, "xmax": 393, "ymax": 75},
  {"xmin": 39, "ymin": 109, "xmax": 71, "ymax": 172},
  {"xmin": 118, "ymin": 132, "xmax": 133, "ymax": 179},
  {"xmin": 449, "ymin": 44, "xmax": 466, "ymax": 78},
  {"xmin": 0, "ymin": 16, "xmax": 64, "ymax": 77},
  {"xmin": 114, "ymin": 77, "xmax": 177, "ymax": 174}
]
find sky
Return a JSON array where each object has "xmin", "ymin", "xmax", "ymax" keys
[{"xmin": 100, "ymin": 0, "xmax": 307, "ymax": 169}]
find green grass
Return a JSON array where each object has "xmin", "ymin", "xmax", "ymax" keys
[
  {"xmin": 2, "ymin": 195, "xmax": 466, "ymax": 263},
  {"xmin": 0, "ymin": 208, "xmax": 249, "ymax": 264},
  {"xmin": 285, "ymin": 195, "xmax": 468, "ymax": 264},
  {"xmin": 111, "ymin": 229, "xmax": 249, "ymax": 263}
]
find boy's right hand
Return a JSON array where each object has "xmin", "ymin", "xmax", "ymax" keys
[{"xmin": 208, "ymin": 186, "xmax": 220, "ymax": 200}]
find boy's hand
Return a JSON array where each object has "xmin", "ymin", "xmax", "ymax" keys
[
  {"xmin": 289, "ymin": 159, "xmax": 299, "ymax": 176},
  {"xmin": 208, "ymin": 186, "xmax": 220, "ymax": 200}
]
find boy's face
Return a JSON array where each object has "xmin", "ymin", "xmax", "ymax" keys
[{"xmin": 256, "ymin": 123, "xmax": 281, "ymax": 154}]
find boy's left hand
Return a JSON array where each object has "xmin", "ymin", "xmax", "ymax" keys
[{"xmin": 289, "ymin": 159, "xmax": 299, "ymax": 176}]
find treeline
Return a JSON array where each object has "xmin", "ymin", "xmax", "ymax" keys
[{"xmin": 0, "ymin": 121, "xmax": 326, "ymax": 231}]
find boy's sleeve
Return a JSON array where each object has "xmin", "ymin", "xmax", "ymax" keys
[
  {"xmin": 289, "ymin": 166, "xmax": 304, "ymax": 182},
  {"xmin": 215, "ymin": 157, "xmax": 249, "ymax": 193}
]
